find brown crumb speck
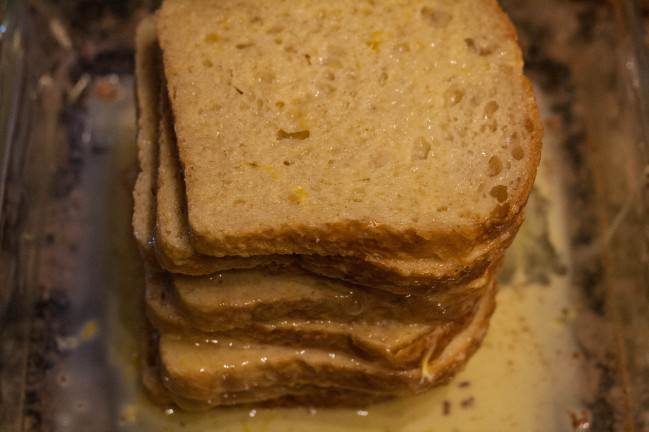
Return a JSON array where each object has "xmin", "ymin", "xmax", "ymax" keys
[
  {"xmin": 277, "ymin": 129, "xmax": 310, "ymax": 140},
  {"xmin": 205, "ymin": 33, "xmax": 220, "ymax": 43},
  {"xmin": 458, "ymin": 380, "xmax": 471, "ymax": 388},
  {"xmin": 442, "ymin": 400, "xmax": 451, "ymax": 416},
  {"xmin": 460, "ymin": 397, "xmax": 475, "ymax": 408}
]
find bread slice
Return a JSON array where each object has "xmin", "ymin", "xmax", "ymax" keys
[
  {"xmin": 141, "ymin": 330, "xmax": 390, "ymax": 411},
  {"xmin": 169, "ymin": 265, "xmax": 491, "ymax": 326},
  {"xmin": 155, "ymin": 83, "xmax": 521, "ymax": 294},
  {"xmin": 157, "ymin": 281, "xmax": 495, "ymax": 407},
  {"xmin": 156, "ymin": 0, "xmax": 542, "ymax": 259},
  {"xmin": 132, "ymin": 16, "xmax": 161, "ymax": 261},
  {"xmin": 145, "ymin": 270, "xmax": 472, "ymax": 368},
  {"xmin": 143, "ymin": 353, "xmax": 390, "ymax": 411}
]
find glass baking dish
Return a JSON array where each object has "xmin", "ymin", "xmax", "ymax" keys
[{"xmin": 1, "ymin": 0, "xmax": 648, "ymax": 431}]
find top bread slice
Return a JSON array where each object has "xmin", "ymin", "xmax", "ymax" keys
[
  {"xmin": 133, "ymin": 20, "xmax": 499, "ymax": 303},
  {"xmin": 156, "ymin": 0, "xmax": 542, "ymax": 259}
]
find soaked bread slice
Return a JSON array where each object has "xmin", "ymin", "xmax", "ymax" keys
[
  {"xmin": 143, "ymin": 308, "xmax": 396, "ymax": 411},
  {"xmin": 155, "ymin": 85, "xmax": 521, "ymax": 294},
  {"xmin": 168, "ymin": 265, "xmax": 492, "ymax": 326},
  {"xmin": 141, "ymin": 329, "xmax": 391, "ymax": 410},
  {"xmin": 144, "ymin": 269, "xmax": 472, "ymax": 368},
  {"xmin": 156, "ymin": 0, "xmax": 541, "ymax": 259},
  {"xmin": 132, "ymin": 16, "xmax": 161, "ymax": 261},
  {"xmin": 156, "ymin": 283, "xmax": 496, "ymax": 407},
  {"xmin": 142, "ymin": 348, "xmax": 390, "ymax": 411}
]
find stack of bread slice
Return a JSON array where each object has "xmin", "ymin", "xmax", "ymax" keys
[{"xmin": 132, "ymin": 0, "xmax": 541, "ymax": 411}]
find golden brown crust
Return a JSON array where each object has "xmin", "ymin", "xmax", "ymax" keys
[
  {"xmin": 298, "ymin": 214, "xmax": 521, "ymax": 295},
  {"xmin": 155, "ymin": 210, "xmax": 511, "ymax": 294},
  {"xmin": 187, "ymin": 216, "xmax": 512, "ymax": 260}
]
